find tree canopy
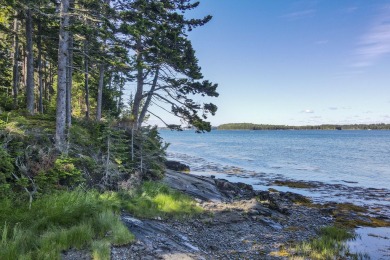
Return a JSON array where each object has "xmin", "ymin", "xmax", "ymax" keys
[{"xmin": 0, "ymin": 0, "xmax": 218, "ymax": 152}]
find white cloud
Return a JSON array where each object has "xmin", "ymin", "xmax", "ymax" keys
[
  {"xmin": 329, "ymin": 107, "xmax": 338, "ymax": 110},
  {"xmin": 353, "ymin": 5, "xmax": 390, "ymax": 67},
  {"xmin": 301, "ymin": 109, "xmax": 314, "ymax": 113}
]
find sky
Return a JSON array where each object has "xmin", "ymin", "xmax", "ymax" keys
[{"xmin": 147, "ymin": 0, "xmax": 390, "ymax": 127}]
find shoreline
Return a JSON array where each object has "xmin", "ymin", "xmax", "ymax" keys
[{"xmin": 111, "ymin": 169, "xmax": 390, "ymax": 259}]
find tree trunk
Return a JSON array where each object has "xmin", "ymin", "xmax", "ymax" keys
[
  {"xmin": 37, "ymin": 22, "xmax": 44, "ymax": 114},
  {"xmin": 84, "ymin": 40, "xmax": 90, "ymax": 120},
  {"xmin": 55, "ymin": 0, "xmax": 70, "ymax": 152},
  {"xmin": 96, "ymin": 64, "xmax": 104, "ymax": 121},
  {"xmin": 131, "ymin": 39, "xmax": 144, "ymax": 129},
  {"xmin": 138, "ymin": 67, "xmax": 159, "ymax": 126},
  {"xmin": 25, "ymin": 8, "xmax": 34, "ymax": 114},
  {"xmin": 66, "ymin": 34, "xmax": 73, "ymax": 127},
  {"xmin": 12, "ymin": 14, "xmax": 20, "ymax": 109}
]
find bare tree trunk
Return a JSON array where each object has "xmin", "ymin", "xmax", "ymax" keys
[
  {"xmin": 26, "ymin": 8, "xmax": 34, "ymax": 114},
  {"xmin": 12, "ymin": 14, "xmax": 20, "ymax": 109},
  {"xmin": 96, "ymin": 64, "xmax": 104, "ymax": 121},
  {"xmin": 37, "ymin": 22, "xmax": 44, "ymax": 114},
  {"xmin": 131, "ymin": 39, "xmax": 144, "ymax": 130},
  {"xmin": 47, "ymin": 62, "xmax": 52, "ymax": 102},
  {"xmin": 56, "ymin": 0, "xmax": 70, "ymax": 152},
  {"xmin": 138, "ymin": 67, "xmax": 159, "ymax": 125},
  {"xmin": 84, "ymin": 40, "xmax": 90, "ymax": 120},
  {"xmin": 66, "ymin": 34, "xmax": 73, "ymax": 127}
]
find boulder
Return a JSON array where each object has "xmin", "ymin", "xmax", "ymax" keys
[{"xmin": 165, "ymin": 160, "xmax": 190, "ymax": 172}]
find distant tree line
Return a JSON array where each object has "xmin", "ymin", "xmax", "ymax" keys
[{"xmin": 218, "ymin": 123, "xmax": 390, "ymax": 130}]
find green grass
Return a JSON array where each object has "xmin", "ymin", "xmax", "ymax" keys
[
  {"xmin": 0, "ymin": 189, "xmax": 134, "ymax": 260},
  {"xmin": 120, "ymin": 181, "xmax": 203, "ymax": 219},
  {"xmin": 0, "ymin": 182, "xmax": 203, "ymax": 259},
  {"xmin": 291, "ymin": 226, "xmax": 358, "ymax": 260}
]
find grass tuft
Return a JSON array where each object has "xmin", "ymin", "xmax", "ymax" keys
[
  {"xmin": 291, "ymin": 226, "xmax": 356, "ymax": 260},
  {"xmin": 121, "ymin": 181, "xmax": 203, "ymax": 219},
  {"xmin": 91, "ymin": 240, "xmax": 111, "ymax": 260}
]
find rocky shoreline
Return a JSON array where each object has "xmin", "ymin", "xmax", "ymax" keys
[
  {"xmin": 63, "ymin": 167, "xmax": 390, "ymax": 259},
  {"xmin": 111, "ymin": 170, "xmax": 334, "ymax": 259}
]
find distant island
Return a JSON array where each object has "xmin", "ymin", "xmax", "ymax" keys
[{"xmin": 217, "ymin": 123, "xmax": 390, "ymax": 130}]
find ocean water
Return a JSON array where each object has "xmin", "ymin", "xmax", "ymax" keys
[
  {"xmin": 160, "ymin": 130, "xmax": 390, "ymax": 209},
  {"xmin": 160, "ymin": 129, "xmax": 390, "ymax": 259},
  {"xmin": 160, "ymin": 130, "xmax": 390, "ymax": 190}
]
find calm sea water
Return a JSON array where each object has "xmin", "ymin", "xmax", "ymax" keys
[
  {"xmin": 159, "ymin": 129, "xmax": 390, "ymax": 259},
  {"xmin": 160, "ymin": 130, "xmax": 390, "ymax": 190}
]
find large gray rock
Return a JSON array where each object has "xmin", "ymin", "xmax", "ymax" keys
[{"xmin": 163, "ymin": 170, "xmax": 225, "ymax": 202}]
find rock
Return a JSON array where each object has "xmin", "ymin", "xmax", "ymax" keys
[
  {"xmin": 248, "ymin": 209, "xmax": 259, "ymax": 215},
  {"xmin": 163, "ymin": 170, "xmax": 225, "ymax": 202},
  {"xmin": 165, "ymin": 160, "xmax": 190, "ymax": 172}
]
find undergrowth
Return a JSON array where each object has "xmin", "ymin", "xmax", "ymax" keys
[
  {"xmin": 0, "ymin": 189, "xmax": 134, "ymax": 260},
  {"xmin": 0, "ymin": 182, "xmax": 202, "ymax": 259}
]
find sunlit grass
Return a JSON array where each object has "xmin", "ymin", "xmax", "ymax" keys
[
  {"xmin": 0, "ymin": 189, "xmax": 134, "ymax": 260},
  {"xmin": 290, "ymin": 226, "xmax": 359, "ymax": 260},
  {"xmin": 0, "ymin": 180, "xmax": 203, "ymax": 259},
  {"xmin": 121, "ymin": 181, "xmax": 203, "ymax": 219}
]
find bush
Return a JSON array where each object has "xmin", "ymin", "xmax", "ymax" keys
[{"xmin": 0, "ymin": 148, "xmax": 14, "ymax": 196}]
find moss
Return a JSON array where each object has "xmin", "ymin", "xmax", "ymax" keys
[
  {"xmin": 322, "ymin": 202, "xmax": 390, "ymax": 228},
  {"xmin": 273, "ymin": 180, "xmax": 317, "ymax": 189},
  {"xmin": 334, "ymin": 216, "xmax": 390, "ymax": 228},
  {"xmin": 268, "ymin": 188, "xmax": 278, "ymax": 193},
  {"xmin": 330, "ymin": 202, "xmax": 367, "ymax": 213}
]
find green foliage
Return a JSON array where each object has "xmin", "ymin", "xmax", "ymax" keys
[
  {"xmin": 292, "ymin": 226, "xmax": 356, "ymax": 259},
  {"xmin": 0, "ymin": 189, "xmax": 134, "ymax": 260},
  {"xmin": 51, "ymin": 157, "xmax": 84, "ymax": 186},
  {"xmin": 91, "ymin": 240, "xmax": 111, "ymax": 260},
  {"xmin": 0, "ymin": 148, "xmax": 13, "ymax": 196},
  {"xmin": 121, "ymin": 181, "xmax": 202, "ymax": 219},
  {"xmin": 134, "ymin": 126, "xmax": 167, "ymax": 179}
]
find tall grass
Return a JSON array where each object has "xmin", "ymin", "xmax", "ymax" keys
[
  {"xmin": 121, "ymin": 181, "xmax": 203, "ymax": 219},
  {"xmin": 291, "ymin": 226, "xmax": 358, "ymax": 260},
  {"xmin": 0, "ymin": 182, "xmax": 202, "ymax": 259},
  {"xmin": 0, "ymin": 189, "xmax": 134, "ymax": 260}
]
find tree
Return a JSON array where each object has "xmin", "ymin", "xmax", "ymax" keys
[
  {"xmin": 118, "ymin": 0, "xmax": 218, "ymax": 132},
  {"xmin": 25, "ymin": 7, "xmax": 34, "ymax": 114},
  {"xmin": 55, "ymin": 0, "xmax": 70, "ymax": 152}
]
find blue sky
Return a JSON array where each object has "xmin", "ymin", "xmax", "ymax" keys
[{"xmin": 147, "ymin": 0, "xmax": 390, "ymax": 126}]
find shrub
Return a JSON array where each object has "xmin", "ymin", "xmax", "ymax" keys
[{"xmin": 0, "ymin": 148, "xmax": 14, "ymax": 196}]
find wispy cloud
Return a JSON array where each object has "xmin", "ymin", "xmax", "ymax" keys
[
  {"xmin": 329, "ymin": 107, "xmax": 338, "ymax": 110},
  {"xmin": 353, "ymin": 5, "xmax": 390, "ymax": 67},
  {"xmin": 282, "ymin": 9, "xmax": 316, "ymax": 20},
  {"xmin": 301, "ymin": 109, "xmax": 314, "ymax": 113}
]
